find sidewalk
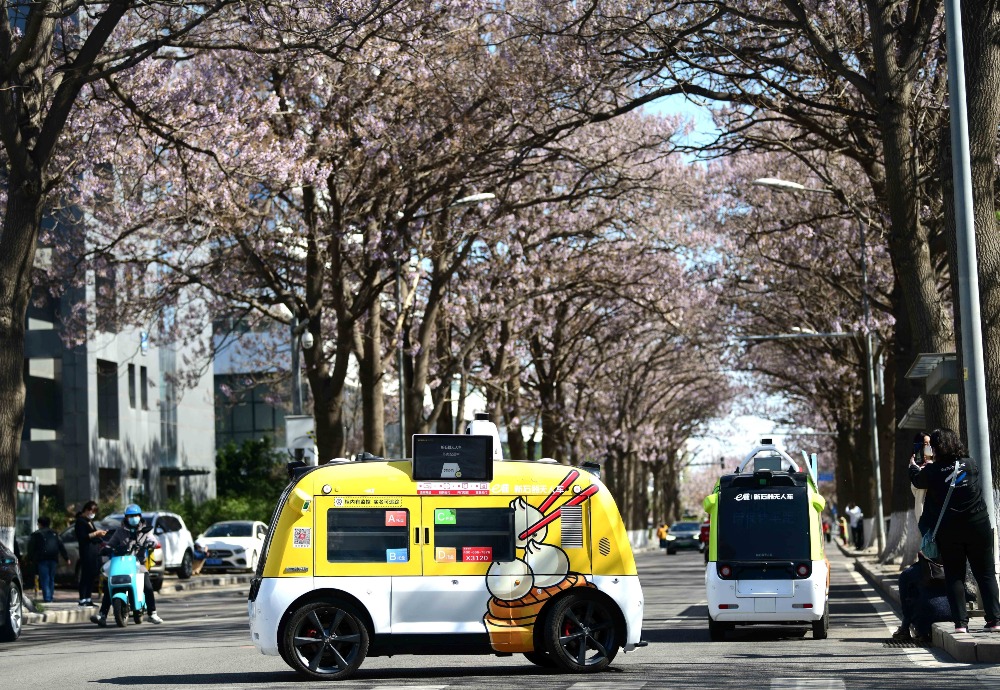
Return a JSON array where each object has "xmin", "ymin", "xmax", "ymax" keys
[
  {"xmin": 22, "ymin": 573, "xmax": 254, "ymax": 625},
  {"xmin": 843, "ymin": 540, "xmax": 1000, "ymax": 663}
]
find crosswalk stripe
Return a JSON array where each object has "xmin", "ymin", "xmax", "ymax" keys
[
  {"xmin": 566, "ymin": 683, "xmax": 646, "ymax": 689},
  {"xmin": 770, "ymin": 680, "xmax": 846, "ymax": 690}
]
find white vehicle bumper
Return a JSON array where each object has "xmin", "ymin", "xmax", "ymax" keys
[{"xmin": 705, "ymin": 560, "xmax": 829, "ymax": 623}]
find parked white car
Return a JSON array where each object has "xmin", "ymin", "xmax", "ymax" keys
[
  {"xmin": 105, "ymin": 510, "xmax": 196, "ymax": 580},
  {"xmin": 196, "ymin": 520, "xmax": 268, "ymax": 573}
]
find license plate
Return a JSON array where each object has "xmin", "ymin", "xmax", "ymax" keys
[{"xmin": 206, "ymin": 558, "xmax": 223, "ymax": 565}]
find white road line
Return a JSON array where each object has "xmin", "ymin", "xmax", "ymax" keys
[
  {"xmin": 845, "ymin": 562, "xmax": 969, "ymax": 668},
  {"xmin": 567, "ymin": 683, "xmax": 646, "ymax": 689},
  {"xmin": 770, "ymin": 680, "xmax": 846, "ymax": 690}
]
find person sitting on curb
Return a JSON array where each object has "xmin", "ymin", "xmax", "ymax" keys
[{"xmin": 893, "ymin": 553, "xmax": 953, "ymax": 644}]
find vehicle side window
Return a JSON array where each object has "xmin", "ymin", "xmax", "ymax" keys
[
  {"xmin": 326, "ymin": 509, "xmax": 409, "ymax": 563},
  {"xmin": 433, "ymin": 508, "xmax": 514, "ymax": 563},
  {"xmin": 161, "ymin": 516, "xmax": 179, "ymax": 532}
]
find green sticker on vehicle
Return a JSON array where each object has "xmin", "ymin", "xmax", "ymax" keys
[{"xmin": 435, "ymin": 508, "xmax": 457, "ymax": 525}]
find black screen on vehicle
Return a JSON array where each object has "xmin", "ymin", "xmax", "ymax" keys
[
  {"xmin": 412, "ymin": 435, "xmax": 493, "ymax": 481},
  {"xmin": 717, "ymin": 485, "xmax": 810, "ymax": 561}
]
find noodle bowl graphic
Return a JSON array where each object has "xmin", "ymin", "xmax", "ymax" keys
[{"xmin": 482, "ymin": 471, "xmax": 599, "ymax": 652}]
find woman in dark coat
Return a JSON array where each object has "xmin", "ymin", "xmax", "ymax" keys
[
  {"xmin": 909, "ymin": 428, "xmax": 1000, "ymax": 632},
  {"xmin": 73, "ymin": 501, "xmax": 107, "ymax": 606}
]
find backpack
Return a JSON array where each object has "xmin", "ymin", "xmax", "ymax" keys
[{"xmin": 32, "ymin": 529, "xmax": 62, "ymax": 561}]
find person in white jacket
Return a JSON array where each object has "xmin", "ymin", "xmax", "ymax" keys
[{"xmin": 846, "ymin": 503, "xmax": 864, "ymax": 549}]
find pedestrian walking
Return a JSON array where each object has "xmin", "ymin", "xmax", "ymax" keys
[
  {"xmin": 74, "ymin": 500, "xmax": 107, "ymax": 607},
  {"xmin": 846, "ymin": 502, "xmax": 864, "ymax": 549},
  {"xmin": 909, "ymin": 428, "xmax": 1000, "ymax": 633},
  {"xmin": 656, "ymin": 524, "xmax": 668, "ymax": 551},
  {"xmin": 28, "ymin": 516, "xmax": 70, "ymax": 603}
]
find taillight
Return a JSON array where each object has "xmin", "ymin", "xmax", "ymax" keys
[
  {"xmin": 719, "ymin": 564, "xmax": 733, "ymax": 579},
  {"xmin": 796, "ymin": 562, "xmax": 811, "ymax": 578},
  {"xmin": 718, "ymin": 603, "xmax": 739, "ymax": 609}
]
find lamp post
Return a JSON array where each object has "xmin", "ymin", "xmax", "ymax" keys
[
  {"xmin": 395, "ymin": 192, "xmax": 496, "ymax": 458},
  {"xmin": 290, "ymin": 315, "xmax": 315, "ymax": 417},
  {"xmin": 750, "ymin": 177, "xmax": 886, "ymax": 553}
]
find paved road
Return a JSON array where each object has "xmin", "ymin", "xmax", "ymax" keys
[{"xmin": 5, "ymin": 548, "xmax": 1000, "ymax": 689}]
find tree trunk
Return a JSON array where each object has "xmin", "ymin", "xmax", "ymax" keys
[
  {"xmin": 307, "ymin": 326, "xmax": 351, "ymax": 462},
  {"xmin": 0, "ymin": 182, "xmax": 42, "ymax": 546},
  {"xmin": 359, "ymin": 298, "xmax": 386, "ymax": 457}
]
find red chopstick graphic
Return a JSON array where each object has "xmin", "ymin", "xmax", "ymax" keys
[
  {"xmin": 538, "ymin": 470, "xmax": 580, "ymax": 514},
  {"xmin": 518, "ymin": 484, "xmax": 600, "ymax": 541}
]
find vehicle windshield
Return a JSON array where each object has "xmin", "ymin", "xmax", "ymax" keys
[
  {"xmin": 669, "ymin": 522, "xmax": 700, "ymax": 533},
  {"xmin": 205, "ymin": 523, "xmax": 253, "ymax": 538},
  {"xmin": 717, "ymin": 485, "xmax": 810, "ymax": 561}
]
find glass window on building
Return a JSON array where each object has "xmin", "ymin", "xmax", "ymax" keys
[
  {"xmin": 128, "ymin": 364, "xmax": 136, "ymax": 409},
  {"xmin": 96, "ymin": 359, "xmax": 119, "ymax": 439}
]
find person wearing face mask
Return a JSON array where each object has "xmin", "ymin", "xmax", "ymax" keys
[
  {"xmin": 74, "ymin": 500, "xmax": 107, "ymax": 606},
  {"xmin": 91, "ymin": 504, "xmax": 163, "ymax": 626}
]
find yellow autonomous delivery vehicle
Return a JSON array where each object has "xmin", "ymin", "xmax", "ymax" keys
[
  {"xmin": 248, "ymin": 418, "xmax": 645, "ymax": 680},
  {"xmin": 703, "ymin": 439, "xmax": 829, "ymax": 641}
]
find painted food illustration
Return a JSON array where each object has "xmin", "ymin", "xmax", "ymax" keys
[{"xmin": 483, "ymin": 470, "xmax": 599, "ymax": 652}]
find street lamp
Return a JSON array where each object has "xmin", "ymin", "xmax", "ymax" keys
[
  {"xmin": 750, "ymin": 177, "xmax": 886, "ymax": 554},
  {"xmin": 395, "ymin": 192, "xmax": 496, "ymax": 458},
  {"xmin": 290, "ymin": 315, "xmax": 314, "ymax": 416}
]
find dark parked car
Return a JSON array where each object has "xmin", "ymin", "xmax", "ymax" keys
[
  {"xmin": 0, "ymin": 539, "xmax": 23, "ymax": 642},
  {"xmin": 666, "ymin": 521, "xmax": 703, "ymax": 555}
]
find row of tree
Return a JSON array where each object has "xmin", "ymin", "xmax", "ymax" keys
[{"xmin": 1, "ymin": 2, "xmax": 997, "ymax": 548}]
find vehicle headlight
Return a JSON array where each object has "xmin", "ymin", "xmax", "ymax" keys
[
  {"xmin": 665, "ymin": 535, "xmax": 677, "ymax": 541},
  {"xmin": 234, "ymin": 547, "xmax": 245, "ymax": 554}
]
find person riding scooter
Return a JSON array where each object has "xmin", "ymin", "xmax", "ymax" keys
[{"xmin": 91, "ymin": 504, "xmax": 164, "ymax": 626}]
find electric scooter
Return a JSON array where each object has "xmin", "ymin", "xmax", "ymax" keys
[{"xmin": 105, "ymin": 527, "xmax": 156, "ymax": 627}]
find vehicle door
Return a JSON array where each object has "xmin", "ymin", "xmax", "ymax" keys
[
  {"xmin": 389, "ymin": 496, "xmax": 515, "ymax": 634},
  {"xmin": 153, "ymin": 515, "xmax": 182, "ymax": 569}
]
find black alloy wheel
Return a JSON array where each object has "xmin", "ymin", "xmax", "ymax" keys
[
  {"xmin": 282, "ymin": 601, "xmax": 369, "ymax": 680},
  {"xmin": 708, "ymin": 615, "xmax": 726, "ymax": 641},
  {"xmin": 812, "ymin": 611, "xmax": 829, "ymax": 639},
  {"xmin": 0, "ymin": 581, "xmax": 22, "ymax": 642},
  {"xmin": 177, "ymin": 550, "xmax": 194, "ymax": 580},
  {"xmin": 543, "ymin": 594, "xmax": 619, "ymax": 672}
]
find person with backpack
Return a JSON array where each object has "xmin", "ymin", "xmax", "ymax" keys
[
  {"xmin": 909, "ymin": 427, "xmax": 1000, "ymax": 633},
  {"xmin": 28, "ymin": 516, "xmax": 70, "ymax": 603}
]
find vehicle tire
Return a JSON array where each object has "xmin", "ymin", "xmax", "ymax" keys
[
  {"xmin": 177, "ymin": 550, "xmax": 194, "ymax": 580},
  {"xmin": 708, "ymin": 616, "xmax": 725, "ymax": 642},
  {"xmin": 281, "ymin": 600, "xmax": 369, "ymax": 680},
  {"xmin": 543, "ymin": 594, "xmax": 619, "ymax": 673},
  {"xmin": 812, "ymin": 611, "xmax": 829, "ymax": 640},
  {"xmin": 0, "ymin": 581, "xmax": 22, "ymax": 642},
  {"xmin": 522, "ymin": 651, "xmax": 558, "ymax": 667},
  {"xmin": 112, "ymin": 598, "xmax": 128, "ymax": 628},
  {"xmin": 134, "ymin": 613, "xmax": 143, "ymax": 625},
  {"xmin": 152, "ymin": 576, "xmax": 163, "ymax": 593},
  {"xmin": 667, "ymin": 548, "xmax": 676, "ymax": 555}
]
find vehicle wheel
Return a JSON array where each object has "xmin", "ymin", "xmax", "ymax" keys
[
  {"xmin": 708, "ymin": 616, "xmax": 725, "ymax": 642},
  {"xmin": 152, "ymin": 577, "xmax": 163, "ymax": 593},
  {"xmin": 112, "ymin": 598, "xmax": 128, "ymax": 628},
  {"xmin": 0, "ymin": 581, "xmax": 23, "ymax": 642},
  {"xmin": 177, "ymin": 550, "xmax": 194, "ymax": 580},
  {"xmin": 543, "ymin": 594, "xmax": 619, "ymax": 673},
  {"xmin": 523, "ymin": 650, "xmax": 558, "ymax": 667},
  {"xmin": 134, "ymin": 613, "xmax": 143, "ymax": 625},
  {"xmin": 812, "ymin": 611, "xmax": 829, "ymax": 640},
  {"xmin": 282, "ymin": 601, "xmax": 369, "ymax": 680},
  {"xmin": 667, "ymin": 548, "xmax": 676, "ymax": 555}
]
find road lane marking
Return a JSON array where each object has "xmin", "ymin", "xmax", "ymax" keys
[
  {"xmin": 771, "ymin": 680, "xmax": 845, "ymax": 689},
  {"xmin": 567, "ymin": 683, "xmax": 645, "ymax": 689}
]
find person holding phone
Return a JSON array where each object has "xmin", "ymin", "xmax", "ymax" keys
[{"xmin": 909, "ymin": 431, "xmax": 934, "ymax": 534}]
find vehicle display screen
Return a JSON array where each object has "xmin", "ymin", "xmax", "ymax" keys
[
  {"xmin": 717, "ymin": 485, "xmax": 810, "ymax": 561},
  {"xmin": 412, "ymin": 435, "xmax": 493, "ymax": 481}
]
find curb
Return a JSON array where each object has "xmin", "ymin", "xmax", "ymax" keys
[
  {"xmin": 23, "ymin": 574, "xmax": 253, "ymax": 625},
  {"xmin": 846, "ymin": 542, "xmax": 1000, "ymax": 663}
]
